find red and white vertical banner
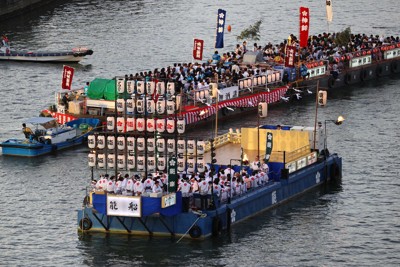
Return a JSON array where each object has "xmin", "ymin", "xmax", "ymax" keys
[
  {"xmin": 61, "ymin": 65, "xmax": 75, "ymax": 90},
  {"xmin": 299, "ymin": 7, "xmax": 310, "ymax": 48},
  {"xmin": 326, "ymin": 0, "xmax": 333, "ymax": 22},
  {"xmin": 193, "ymin": 39, "xmax": 204, "ymax": 60},
  {"xmin": 285, "ymin": 46, "xmax": 296, "ymax": 67}
]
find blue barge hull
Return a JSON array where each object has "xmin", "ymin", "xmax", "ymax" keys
[{"xmin": 78, "ymin": 153, "xmax": 342, "ymax": 239}]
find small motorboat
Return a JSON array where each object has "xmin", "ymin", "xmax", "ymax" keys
[
  {"xmin": 0, "ymin": 46, "xmax": 93, "ymax": 63},
  {"xmin": 0, "ymin": 117, "xmax": 100, "ymax": 157}
]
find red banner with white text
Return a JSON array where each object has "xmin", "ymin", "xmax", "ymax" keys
[
  {"xmin": 299, "ymin": 7, "xmax": 310, "ymax": 48},
  {"xmin": 193, "ymin": 39, "xmax": 204, "ymax": 60},
  {"xmin": 61, "ymin": 65, "xmax": 75, "ymax": 90}
]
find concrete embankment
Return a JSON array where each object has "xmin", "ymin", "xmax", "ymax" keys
[{"xmin": 0, "ymin": 0, "xmax": 57, "ymax": 21}]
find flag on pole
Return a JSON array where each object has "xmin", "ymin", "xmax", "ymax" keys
[
  {"xmin": 264, "ymin": 132, "xmax": 273, "ymax": 164},
  {"xmin": 61, "ymin": 65, "xmax": 74, "ymax": 90},
  {"xmin": 193, "ymin": 39, "xmax": 204, "ymax": 60},
  {"xmin": 285, "ymin": 45, "xmax": 296, "ymax": 67},
  {"xmin": 326, "ymin": 0, "xmax": 333, "ymax": 22},
  {"xmin": 215, "ymin": 9, "xmax": 226, "ymax": 49},
  {"xmin": 299, "ymin": 7, "xmax": 310, "ymax": 48}
]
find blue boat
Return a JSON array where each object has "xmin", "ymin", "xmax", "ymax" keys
[
  {"xmin": 77, "ymin": 123, "xmax": 343, "ymax": 239},
  {"xmin": 0, "ymin": 117, "xmax": 100, "ymax": 157}
]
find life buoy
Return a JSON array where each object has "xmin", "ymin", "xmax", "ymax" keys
[
  {"xmin": 391, "ymin": 61, "xmax": 399, "ymax": 73},
  {"xmin": 189, "ymin": 225, "xmax": 202, "ymax": 238},
  {"xmin": 344, "ymin": 73, "xmax": 352, "ymax": 85},
  {"xmin": 79, "ymin": 218, "xmax": 93, "ymax": 231},
  {"xmin": 328, "ymin": 77, "xmax": 335, "ymax": 89},
  {"xmin": 360, "ymin": 69, "xmax": 367, "ymax": 81},
  {"xmin": 212, "ymin": 217, "xmax": 222, "ymax": 237},
  {"xmin": 376, "ymin": 65, "xmax": 383, "ymax": 77},
  {"xmin": 330, "ymin": 163, "xmax": 341, "ymax": 182}
]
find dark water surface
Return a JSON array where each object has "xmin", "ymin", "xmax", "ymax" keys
[{"xmin": 0, "ymin": 0, "xmax": 399, "ymax": 266}]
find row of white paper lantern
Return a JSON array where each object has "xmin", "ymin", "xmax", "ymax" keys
[
  {"xmin": 116, "ymin": 95, "xmax": 181, "ymax": 115},
  {"xmin": 116, "ymin": 79, "xmax": 176, "ymax": 96},
  {"xmin": 88, "ymin": 153, "xmax": 206, "ymax": 173},
  {"xmin": 106, "ymin": 117, "xmax": 185, "ymax": 133},
  {"xmin": 88, "ymin": 135, "xmax": 205, "ymax": 154}
]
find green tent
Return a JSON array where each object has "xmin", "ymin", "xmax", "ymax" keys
[
  {"xmin": 87, "ymin": 78, "xmax": 130, "ymax": 100},
  {"xmin": 87, "ymin": 78, "xmax": 117, "ymax": 100}
]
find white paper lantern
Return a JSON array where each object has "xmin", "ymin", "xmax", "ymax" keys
[
  {"xmin": 156, "ymin": 138, "xmax": 166, "ymax": 152},
  {"xmin": 167, "ymin": 139, "xmax": 175, "ymax": 153},
  {"xmin": 146, "ymin": 81, "xmax": 155, "ymax": 95},
  {"xmin": 126, "ymin": 99, "xmax": 134, "ymax": 113},
  {"xmin": 177, "ymin": 157, "xmax": 185, "ymax": 172},
  {"xmin": 156, "ymin": 96, "xmax": 165, "ymax": 114},
  {"xmin": 187, "ymin": 140, "xmax": 196, "ymax": 154},
  {"xmin": 157, "ymin": 156, "xmax": 166, "ymax": 171},
  {"xmin": 156, "ymin": 118, "xmax": 165, "ymax": 133},
  {"xmin": 126, "ymin": 117, "xmax": 135, "ymax": 132},
  {"xmin": 137, "ymin": 137, "xmax": 145, "ymax": 151},
  {"xmin": 107, "ymin": 136, "xmax": 115, "ymax": 150},
  {"xmin": 127, "ymin": 155, "xmax": 135, "ymax": 169},
  {"xmin": 166, "ymin": 82, "xmax": 175, "ymax": 95},
  {"xmin": 127, "ymin": 80, "xmax": 135, "ymax": 94},
  {"xmin": 187, "ymin": 158, "xmax": 195, "ymax": 173},
  {"xmin": 117, "ymin": 154, "xmax": 125, "ymax": 169},
  {"xmin": 88, "ymin": 153, "xmax": 96, "ymax": 167},
  {"xmin": 107, "ymin": 117, "xmax": 115, "ymax": 131},
  {"xmin": 267, "ymin": 74, "xmax": 272, "ymax": 83},
  {"xmin": 147, "ymin": 99, "xmax": 155, "ymax": 114},
  {"xmin": 127, "ymin": 137, "xmax": 135, "ymax": 151},
  {"xmin": 196, "ymin": 140, "xmax": 205, "ymax": 155},
  {"xmin": 136, "ymin": 118, "xmax": 145, "ymax": 132},
  {"xmin": 147, "ymin": 138, "xmax": 155, "ymax": 152},
  {"xmin": 116, "ymin": 117, "xmax": 125, "ymax": 132},
  {"xmin": 117, "ymin": 99, "xmax": 125, "ymax": 112},
  {"xmin": 147, "ymin": 156, "xmax": 156, "ymax": 171},
  {"xmin": 136, "ymin": 98, "xmax": 144, "ymax": 113},
  {"xmin": 275, "ymin": 71, "xmax": 281, "ymax": 81},
  {"xmin": 107, "ymin": 154, "xmax": 116, "ymax": 168},
  {"xmin": 137, "ymin": 81, "xmax": 145, "ymax": 94},
  {"xmin": 166, "ymin": 100, "xmax": 175, "ymax": 115},
  {"xmin": 166, "ymin": 118, "xmax": 175, "ymax": 133},
  {"xmin": 97, "ymin": 153, "xmax": 105, "ymax": 168},
  {"xmin": 137, "ymin": 156, "xmax": 145, "ymax": 171},
  {"xmin": 177, "ymin": 118, "xmax": 185, "ymax": 134},
  {"xmin": 88, "ymin": 135, "xmax": 96, "ymax": 149},
  {"xmin": 117, "ymin": 136, "xmax": 125, "ymax": 150},
  {"xmin": 146, "ymin": 118, "xmax": 155, "ymax": 132},
  {"xmin": 271, "ymin": 73, "xmax": 276, "ymax": 82},
  {"xmin": 177, "ymin": 139, "xmax": 186, "ymax": 154},
  {"xmin": 116, "ymin": 77, "xmax": 125, "ymax": 93},
  {"xmin": 258, "ymin": 102, "xmax": 268, "ymax": 118},
  {"xmin": 97, "ymin": 135, "xmax": 105, "ymax": 149},
  {"xmin": 261, "ymin": 75, "xmax": 267, "ymax": 85},
  {"xmin": 197, "ymin": 157, "xmax": 205, "ymax": 172},
  {"xmin": 156, "ymin": 82, "xmax": 165, "ymax": 95},
  {"xmin": 204, "ymin": 89, "xmax": 209, "ymax": 99}
]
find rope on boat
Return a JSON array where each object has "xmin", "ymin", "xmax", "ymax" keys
[{"xmin": 176, "ymin": 211, "xmax": 207, "ymax": 243}]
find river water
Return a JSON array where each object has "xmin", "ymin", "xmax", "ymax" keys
[{"xmin": 0, "ymin": 0, "xmax": 399, "ymax": 266}]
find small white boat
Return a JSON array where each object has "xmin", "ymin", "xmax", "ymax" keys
[{"xmin": 0, "ymin": 46, "xmax": 93, "ymax": 63}]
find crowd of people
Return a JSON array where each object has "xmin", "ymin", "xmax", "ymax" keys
[
  {"xmin": 91, "ymin": 158, "xmax": 270, "ymax": 211},
  {"xmin": 118, "ymin": 33, "xmax": 398, "ymax": 92}
]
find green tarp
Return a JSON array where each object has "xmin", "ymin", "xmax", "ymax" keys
[{"xmin": 87, "ymin": 78, "xmax": 117, "ymax": 100}]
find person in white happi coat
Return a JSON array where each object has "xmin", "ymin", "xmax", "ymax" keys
[
  {"xmin": 152, "ymin": 180, "xmax": 163, "ymax": 193},
  {"xmin": 178, "ymin": 177, "xmax": 191, "ymax": 212},
  {"xmin": 198, "ymin": 176, "xmax": 209, "ymax": 210},
  {"xmin": 143, "ymin": 175, "xmax": 154, "ymax": 195},
  {"xmin": 133, "ymin": 179, "xmax": 144, "ymax": 196},
  {"xmin": 96, "ymin": 174, "xmax": 108, "ymax": 190},
  {"xmin": 114, "ymin": 176, "xmax": 123, "ymax": 194},
  {"xmin": 121, "ymin": 174, "xmax": 129, "ymax": 193},
  {"xmin": 106, "ymin": 176, "xmax": 115, "ymax": 193},
  {"xmin": 224, "ymin": 165, "xmax": 235, "ymax": 178},
  {"xmin": 125, "ymin": 176, "xmax": 135, "ymax": 196}
]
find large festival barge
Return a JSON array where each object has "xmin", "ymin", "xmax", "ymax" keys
[
  {"xmin": 43, "ymin": 42, "xmax": 400, "ymax": 127},
  {"xmin": 77, "ymin": 78, "xmax": 344, "ymax": 239}
]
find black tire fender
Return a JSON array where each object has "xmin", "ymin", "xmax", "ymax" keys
[
  {"xmin": 79, "ymin": 218, "xmax": 93, "ymax": 231},
  {"xmin": 189, "ymin": 224, "xmax": 202, "ymax": 239},
  {"xmin": 330, "ymin": 163, "xmax": 341, "ymax": 181}
]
